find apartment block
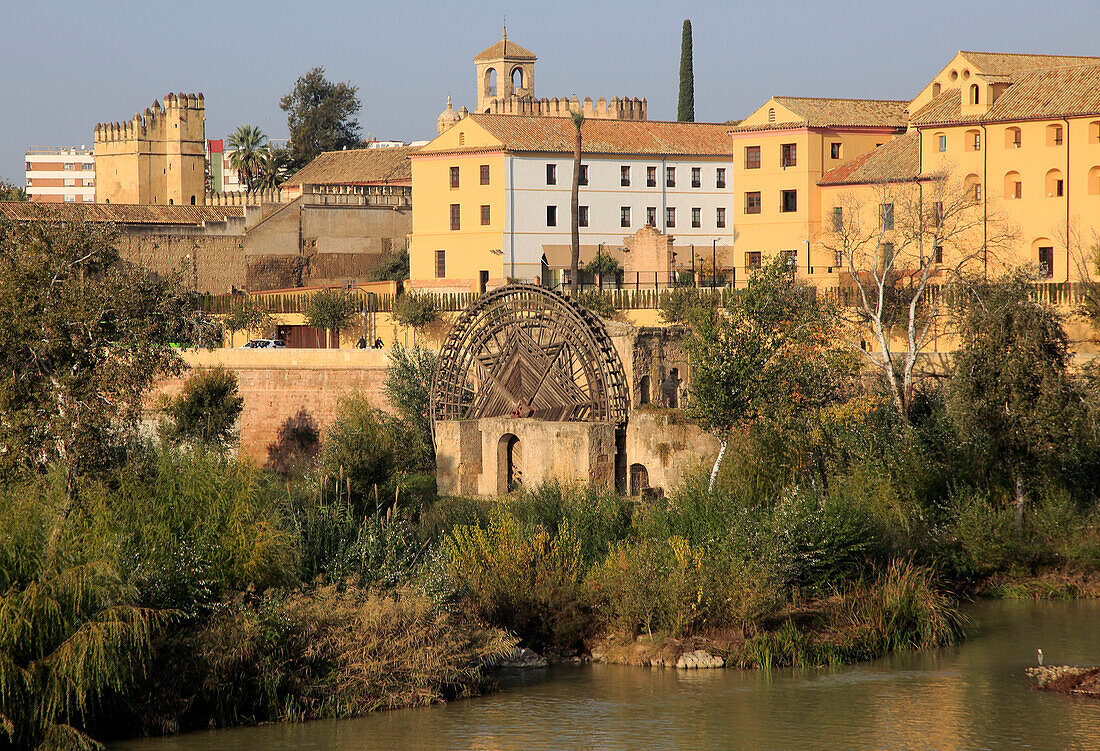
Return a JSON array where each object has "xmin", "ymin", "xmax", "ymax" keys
[{"xmin": 24, "ymin": 147, "xmax": 96, "ymax": 203}]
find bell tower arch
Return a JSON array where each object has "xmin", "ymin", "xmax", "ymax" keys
[{"xmin": 474, "ymin": 27, "xmax": 536, "ymax": 112}]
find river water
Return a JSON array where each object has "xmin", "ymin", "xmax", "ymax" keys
[{"xmin": 114, "ymin": 600, "xmax": 1100, "ymax": 750}]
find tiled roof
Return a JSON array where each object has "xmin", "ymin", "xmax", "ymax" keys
[
  {"xmin": 733, "ymin": 97, "xmax": 909, "ymax": 131},
  {"xmin": 912, "ymin": 64, "xmax": 1100, "ymax": 125},
  {"xmin": 281, "ymin": 146, "xmax": 416, "ymax": 187},
  {"xmin": 818, "ymin": 131, "xmax": 920, "ymax": 186},
  {"xmin": 474, "ymin": 35, "xmax": 536, "ymax": 61},
  {"xmin": 445, "ymin": 115, "xmax": 734, "ymax": 156},
  {"xmin": 960, "ymin": 51, "xmax": 1100, "ymax": 76},
  {"xmin": 0, "ymin": 202, "xmax": 243, "ymax": 224}
]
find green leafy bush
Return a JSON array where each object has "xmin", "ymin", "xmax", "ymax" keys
[
  {"xmin": 161, "ymin": 365, "xmax": 243, "ymax": 447},
  {"xmin": 392, "ymin": 293, "xmax": 439, "ymax": 328},
  {"xmin": 576, "ymin": 290, "xmax": 616, "ymax": 318}
]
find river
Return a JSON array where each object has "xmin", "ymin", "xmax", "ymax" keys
[{"xmin": 113, "ymin": 599, "xmax": 1100, "ymax": 750}]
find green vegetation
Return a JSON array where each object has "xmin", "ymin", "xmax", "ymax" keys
[
  {"xmin": 280, "ymin": 67, "xmax": 363, "ymax": 172},
  {"xmin": 2, "ymin": 219, "xmax": 1098, "ymax": 746},
  {"xmin": 303, "ymin": 288, "xmax": 360, "ymax": 347},
  {"xmin": 392, "ymin": 292, "xmax": 439, "ymax": 329},
  {"xmin": 223, "ymin": 296, "xmax": 276, "ymax": 341},
  {"xmin": 0, "ymin": 179, "xmax": 27, "ymax": 201},
  {"xmin": 576, "ymin": 290, "xmax": 617, "ymax": 318},
  {"xmin": 677, "ymin": 20, "xmax": 694, "ymax": 122}
]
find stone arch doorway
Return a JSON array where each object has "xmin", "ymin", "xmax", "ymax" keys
[
  {"xmin": 629, "ymin": 463, "xmax": 649, "ymax": 496},
  {"xmin": 498, "ymin": 433, "xmax": 522, "ymax": 493}
]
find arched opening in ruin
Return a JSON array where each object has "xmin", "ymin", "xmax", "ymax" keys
[
  {"xmin": 498, "ymin": 433, "xmax": 522, "ymax": 493},
  {"xmin": 665, "ymin": 368, "xmax": 680, "ymax": 409},
  {"xmin": 629, "ymin": 463, "xmax": 649, "ymax": 497},
  {"xmin": 639, "ymin": 375, "xmax": 650, "ymax": 405}
]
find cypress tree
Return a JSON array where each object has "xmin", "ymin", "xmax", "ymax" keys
[{"xmin": 678, "ymin": 20, "xmax": 695, "ymax": 122}]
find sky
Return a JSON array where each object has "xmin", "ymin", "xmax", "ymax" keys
[{"xmin": 2, "ymin": 0, "xmax": 1098, "ymax": 184}]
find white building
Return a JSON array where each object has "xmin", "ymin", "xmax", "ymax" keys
[
  {"xmin": 25, "ymin": 147, "xmax": 96, "ymax": 203},
  {"xmin": 409, "ymin": 115, "xmax": 736, "ymax": 292}
]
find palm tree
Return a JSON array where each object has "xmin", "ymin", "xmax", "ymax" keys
[
  {"xmin": 254, "ymin": 148, "xmax": 289, "ymax": 193},
  {"xmin": 569, "ymin": 110, "xmax": 584, "ymax": 297},
  {"xmin": 228, "ymin": 125, "xmax": 269, "ymax": 192}
]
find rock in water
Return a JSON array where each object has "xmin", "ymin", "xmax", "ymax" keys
[
  {"xmin": 675, "ymin": 649, "xmax": 724, "ymax": 669},
  {"xmin": 485, "ymin": 647, "xmax": 549, "ymax": 669}
]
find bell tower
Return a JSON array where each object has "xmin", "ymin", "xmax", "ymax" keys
[{"xmin": 474, "ymin": 27, "xmax": 536, "ymax": 112}]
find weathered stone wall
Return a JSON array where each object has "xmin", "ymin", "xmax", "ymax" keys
[
  {"xmin": 118, "ymin": 220, "xmax": 246, "ymax": 293},
  {"xmin": 151, "ymin": 349, "xmax": 392, "ymax": 462},
  {"xmin": 624, "ymin": 410, "xmax": 720, "ymax": 495}
]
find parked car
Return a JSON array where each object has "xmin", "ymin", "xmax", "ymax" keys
[{"xmin": 239, "ymin": 339, "xmax": 286, "ymax": 349}]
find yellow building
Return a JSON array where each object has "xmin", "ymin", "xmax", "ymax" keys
[{"xmin": 93, "ymin": 92, "xmax": 206, "ymax": 205}]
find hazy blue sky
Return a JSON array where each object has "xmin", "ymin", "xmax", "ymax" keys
[{"xmin": 2, "ymin": 0, "xmax": 1098, "ymax": 184}]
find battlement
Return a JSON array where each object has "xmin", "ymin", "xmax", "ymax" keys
[
  {"xmin": 482, "ymin": 94, "xmax": 647, "ymax": 121},
  {"xmin": 94, "ymin": 92, "xmax": 205, "ymax": 143}
]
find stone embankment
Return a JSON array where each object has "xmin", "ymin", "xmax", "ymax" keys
[
  {"xmin": 1028, "ymin": 665, "xmax": 1100, "ymax": 697},
  {"xmin": 589, "ymin": 636, "xmax": 726, "ymax": 669}
]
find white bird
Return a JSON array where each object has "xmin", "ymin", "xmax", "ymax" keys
[{"xmin": 1037, "ymin": 648, "xmax": 1044, "ymax": 666}]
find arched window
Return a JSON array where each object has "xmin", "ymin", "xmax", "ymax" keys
[
  {"xmin": 511, "ymin": 66, "xmax": 524, "ymax": 91},
  {"xmin": 1005, "ymin": 127, "xmax": 1022, "ymax": 149},
  {"xmin": 1045, "ymin": 168, "xmax": 1065, "ymax": 198},
  {"xmin": 768, "ymin": 108, "xmax": 776, "ymax": 123},
  {"xmin": 1089, "ymin": 166, "xmax": 1100, "ymax": 196},
  {"xmin": 168, "ymin": 198, "xmax": 174, "ymax": 205},
  {"xmin": 932, "ymin": 82, "xmax": 941, "ymax": 97},
  {"xmin": 484, "ymin": 67, "xmax": 498, "ymax": 97},
  {"xmin": 969, "ymin": 84, "xmax": 979, "ymax": 105},
  {"xmin": 1047, "ymin": 123, "xmax": 1064, "ymax": 146},
  {"xmin": 629, "ymin": 463, "xmax": 649, "ymax": 497},
  {"xmin": 497, "ymin": 433, "xmax": 521, "ymax": 493},
  {"xmin": 638, "ymin": 375, "xmax": 650, "ymax": 405},
  {"xmin": 190, "ymin": 195, "xmax": 196, "ymax": 205},
  {"xmin": 1091, "ymin": 121, "xmax": 1100, "ymax": 143},
  {"xmin": 964, "ymin": 173, "xmax": 982, "ymax": 203},
  {"xmin": 1003, "ymin": 171, "xmax": 1022, "ymax": 199},
  {"xmin": 965, "ymin": 129, "xmax": 981, "ymax": 152},
  {"xmin": 664, "ymin": 368, "xmax": 680, "ymax": 409},
  {"xmin": 1032, "ymin": 238, "xmax": 1055, "ymax": 279}
]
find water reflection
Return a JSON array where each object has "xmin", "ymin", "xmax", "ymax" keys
[{"xmin": 113, "ymin": 600, "xmax": 1100, "ymax": 750}]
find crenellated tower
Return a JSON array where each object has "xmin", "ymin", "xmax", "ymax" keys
[{"xmin": 93, "ymin": 92, "xmax": 206, "ymax": 205}]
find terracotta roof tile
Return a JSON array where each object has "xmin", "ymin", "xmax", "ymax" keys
[
  {"xmin": 441, "ymin": 115, "xmax": 734, "ymax": 156},
  {"xmin": 818, "ymin": 131, "xmax": 920, "ymax": 186},
  {"xmin": 960, "ymin": 51, "xmax": 1100, "ymax": 76},
  {"xmin": 474, "ymin": 35, "xmax": 536, "ymax": 61},
  {"xmin": 282, "ymin": 146, "xmax": 416, "ymax": 187},
  {"xmin": 733, "ymin": 97, "xmax": 909, "ymax": 131},
  {"xmin": 0, "ymin": 202, "xmax": 243, "ymax": 225},
  {"xmin": 912, "ymin": 64, "xmax": 1100, "ymax": 126}
]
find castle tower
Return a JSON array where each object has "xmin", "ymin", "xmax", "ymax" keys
[
  {"xmin": 93, "ymin": 92, "xmax": 206, "ymax": 205},
  {"xmin": 474, "ymin": 27, "xmax": 536, "ymax": 112}
]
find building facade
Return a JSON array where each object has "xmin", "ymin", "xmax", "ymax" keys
[
  {"xmin": 94, "ymin": 92, "xmax": 206, "ymax": 205},
  {"xmin": 24, "ymin": 147, "xmax": 96, "ymax": 203},
  {"xmin": 408, "ymin": 115, "xmax": 735, "ymax": 293}
]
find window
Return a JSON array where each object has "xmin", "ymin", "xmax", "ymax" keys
[
  {"xmin": 25, "ymin": 178, "xmax": 31, "ymax": 186},
  {"xmin": 745, "ymin": 146, "xmax": 761, "ymax": 169},
  {"xmin": 691, "ymin": 207, "xmax": 701, "ymax": 228},
  {"xmin": 449, "ymin": 204, "xmax": 461, "ymax": 230},
  {"xmin": 937, "ymin": 134, "xmax": 947, "ymax": 152},
  {"xmin": 647, "ymin": 166, "xmax": 657, "ymax": 187},
  {"xmin": 578, "ymin": 164, "xmax": 588, "ymax": 186},
  {"xmin": 781, "ymin": 249, "xmax": 798, "ymax": 269},
  {"xmin": 1055, "ymin": 179, "xmax": 1064, "ymax": 197},
  {"xmin": 666, "ymin": 167, "xmax": 676, "ymax": 187},
  {"xmin": 546, "ymin": 164, "xmax": 557, "ymax": 185},
  {"xmin": 691, "ymin": 167, "xmax": 701, "ymax": 188},
  {"xmin": 832, "ymin": 206, "xmax": 843, "ymax": 232},
  {"xmin": 621, "ymin": 166, "xmax": 631, "ymax": 186},
  {"xmin": 716, "ymin": 168, "xmax": 726, "ymax": 188},
  {"xmin": 882, "ymin": 242, "xmax": 895, "ymax": 268},
  {"xmin": 621, "ymin": 206, "xmax": 631, "ymax": 228},
  {"xmin": 64, "ymin": 195, "xmax": 76, "ymax": 202},
  {"xmin": 1047, "ymin": 124, "xmax": 1063, "ymax": 146},
  {"xmin": 768, "ymin": 108, "xmax": 776, "ymax": 123},
  {"xmin": 63, "ymin": 163, "xmax": 74, "ymax": 170},
  {"xmin": 830, "ymin": 142, "xmax": 842, "ymax": 160},
  {"xmin": 1006, "ymin": 128, "xmax": 1022, "ymax": 149},
  {"xmin": 449, "ymin": 166, "xmax": 460, "ymax": 188},
  {"xmin": 880, "ymin": 202, "xmax": 894, "ymax": 230},
  {"xmin": 1038, "ymin": 246, "xmax": 1054, "ymax": 278},
  {"xmin": 932, "ymin": 201, "xmax": 944, "ymax": 227},
  {"xmin": 933, "ymin": 245, "xmax": 943, "ymax": 264},
  {"xmin": 716, "ymin": 207, "xmax": 726, "ymax": 228},
  {"xmin": 834, "ymin": 250, "xmax": 844, "ymax": 268},
  {"xmin": 82, "ymin": 163, "xmax": 93, "ymax": 170},
  {"xmin": 965, "ymin": 129, "xmax": 981, "ymax": 152},
  {"xmin": 746, "ymin": 251, "xmax": 762, "ymax": 269},
  {"xmin": 480, "ymin": 204, "xmax": 491, "ymax": 225},
  {"xmin": 1004, "ymin": 172, "xmax": 1022, "ymax": 199},
  {"xmin": 459, "ymin": 131, "xmax": 465, "ymax": 146},
  {"xmin": 666, "ymin": 207, "xmax": 676, "ymax": 228},
  {"xmin": 781, "ymin": 144, "xmax": 797, "ymax": 167},
  {"xmin": 1046, "ymin": 169, "xmax": 1065, "ymax": 198},
  {"xmin": 745, "ymin": 191, "xmax": 761, "ymax": 214},
  {"xmin": 480, "ymin": 164, "xmax": 490, "ymax": 185},
  {"xmin": 64, "ymin": 178, "xmax": 75, "ymax": 187},
  {"xmin": 435, "ymin": 250, "xmax": 446, "ymax": 278},
  {"xmin": 969, "ymin": 84, "xmax": 979, "ymax": 105},
  {"xmin": 578, "ymin": 205, "xmax": 589, "ymax": 227},
  {"xmin": 546, "ymin": 205, "xmax": 557, "ymax": 226},
  {"xmin": 780, "ymin": 190, "xmax": 797, "ymax": 213},
  {"xmin": 646, "ymin": 206, "xmax": 657, "ymax": 226}
]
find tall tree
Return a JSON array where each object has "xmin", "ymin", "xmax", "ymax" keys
[
  {"xmin": 0, "ymin": 179, "xmax": 28, "ymax": 201},
  {"xmin": 685, "ymin": 258, "xmax": 852, "ymax": 491},
  {"xmin": 280, "ymin": 67, "xmax": 362, "ymax": 171},
  {"xmin": 303, "ymin": 288, "xmax": 359, "ymax": 348},
  {"xmin": 947, "ymin": 275, "xmax": 1082, "ymax": 526},
  {"xmin": 677, "ymin": 20, "xmax": 695, "ymax": 123},
  {"xmin": 569, "ymin": 110, "xmax": 584, "ymax": 297},
  {"xmin": 227, "ymin": 125, "xmax": 269, "ymax": 192}
]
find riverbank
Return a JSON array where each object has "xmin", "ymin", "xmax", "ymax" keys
[{"xmin": 1030, "ymin": 665, "xmax": 1100, "ymax": 698}]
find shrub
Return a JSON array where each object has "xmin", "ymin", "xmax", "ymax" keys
[
  {"xmin": 188, "ymin": 586, "xmax": 515, "ymax": 725},
  {"xmin": 392, "ymin": 293, "xmax": 439, "ymax": 328},
  {"xmin": 576, "ymin": 290, "xmax": 616, "ymax": 318},
  {"xmin": 319, "ymin": 393, "xmax": 397, "ymax": 508},
  {"xmin": 947, "ymin": 488, "xmax": 1030, "ymax": 576},
  {"xmin": 223, "ymin": 298, "xmax": 274, "ymax": 340},
  {"xmin": 658, "ymin": 287, "xmax": 707, "ymax": 324},
  {"xmin": 382, "ymin": 344, "xmax": 438, "ymax": 470},
  {"xmin": 448, "ymin": 509, "xmax": 591, "ymax": 654},
  {"xmin": 161, "ymin": 365, "xmax": 243, "ymax": 448}
]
